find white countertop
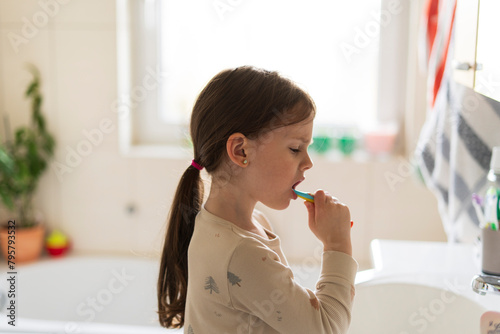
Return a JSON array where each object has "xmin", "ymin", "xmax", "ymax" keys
[{"xmin": 370, "ymin": 239, "xmax": 482, "ymax": 275}]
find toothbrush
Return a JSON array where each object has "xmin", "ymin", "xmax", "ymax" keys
[
  {"xmin": 294, "ymin": 189, "xmax": 354, "ymax": 228},
  {"xmin": 472, "ymin": 193, "xmax": 484, "ymax": 206},
  {"xmin": 472, "ymin": 193, "xmax": 487, "ymax": 229},
  {"xmin": 293, "ymin": 189, "xmax": 314, "ymax": 203}
]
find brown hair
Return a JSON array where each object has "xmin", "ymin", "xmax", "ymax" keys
[{"xmin": 157, "ymin": 66, "xmax": 315, "ymax": 328}]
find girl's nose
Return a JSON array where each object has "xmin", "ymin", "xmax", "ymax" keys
[{"xmin": 302, "ymin": 152, "xmax": 314, "ymax": 171}]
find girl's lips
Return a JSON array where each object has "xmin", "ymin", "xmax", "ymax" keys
[
  {"xmin": 291, "ymin": 178, "xmax": 304, "ymax": 200},
  {"xmin": 292, "ymin": 178, "xmax": 305, "ymax": 190}
]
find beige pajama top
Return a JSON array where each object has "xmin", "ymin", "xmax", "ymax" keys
[{"xmin": 184, "ymin": 207, "xmax": 358, "ymax": 334}]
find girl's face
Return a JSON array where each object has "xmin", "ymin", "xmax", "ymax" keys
[{"xmin": 245, "ymin": 116, "xmax": 314, "ymax": 210}]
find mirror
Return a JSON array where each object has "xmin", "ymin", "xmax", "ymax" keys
[{"xmin": 474, "ymin": 0, "xmax": 500, "ymax": 101}]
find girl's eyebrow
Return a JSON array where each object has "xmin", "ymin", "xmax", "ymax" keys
[{"xmin": 292, "ymin": 137, "xmax": 314, "ymax": 144}]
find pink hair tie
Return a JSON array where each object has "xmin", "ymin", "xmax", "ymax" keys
[{"xmin": 191, "ymin": 159, "xmax": 204, "ymax": 171}]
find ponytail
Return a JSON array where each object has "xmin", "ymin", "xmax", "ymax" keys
[{"xmin": 157, "ymin": 164, "xmax": 204, "ymax": 328}]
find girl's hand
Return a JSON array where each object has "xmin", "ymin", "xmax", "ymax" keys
[{"xmin": 304, "ymin": 190, "xmax": 352, "ymax": 256}]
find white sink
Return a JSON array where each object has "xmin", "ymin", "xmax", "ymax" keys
[
  {"xmin": 294, "ymin": 239, "xmax": 500, "ymax": 333},
  {"xmin": 348, "ymin": 281, "xmax": 486, "ymax": 334}
]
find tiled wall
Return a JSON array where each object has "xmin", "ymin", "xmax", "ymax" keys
[{"xmin": 0, "ymin": 0, "xmax": 446, "ymax": 268}]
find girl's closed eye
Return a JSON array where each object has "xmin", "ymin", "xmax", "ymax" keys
[{"xmin": 290, "ymin": 148, "xmax": 301, "ymax": 154}]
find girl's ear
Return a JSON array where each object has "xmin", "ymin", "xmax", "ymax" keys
[{"xmin": 226, "ymin": 133, "xmax": 249, "ymax": 167}]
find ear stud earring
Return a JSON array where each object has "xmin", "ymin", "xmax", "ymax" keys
[{"xmin": 243, "ymin": 159, "xmax": 248, "ymax": 164}]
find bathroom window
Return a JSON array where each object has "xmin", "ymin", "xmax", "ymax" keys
[{"xmin": 117, "ymin": 0, "xmax": 406, "ymax": 151}]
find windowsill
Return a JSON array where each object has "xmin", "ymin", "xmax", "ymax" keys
[
  {"xmin": 119, "ymin": 121, "xmax": 402, "ymax": 161},
  {"xmin": 120, "ymin": 144, "xmax": 193, "ymax": 159},
  {"xmin": 119, "ymin": 143, "xmax": 403, "ymax": 163}
]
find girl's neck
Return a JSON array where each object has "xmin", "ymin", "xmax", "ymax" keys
[{"xmin": 204, "ymin": 181, "xmax": 258, "ymax": 233}]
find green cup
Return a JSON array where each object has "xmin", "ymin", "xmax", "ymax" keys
[
  {"xmin": 338, "ymin": 135, "xmax": 357, "ymax": 156},
  {"xmin": 310, "ymin": 136, "xmax": 331, "ymax": 154}
]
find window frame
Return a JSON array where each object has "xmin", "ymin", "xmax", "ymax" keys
[{"xmin": 116, "ymin": 0, "xmax": 413, "ymax": 158}]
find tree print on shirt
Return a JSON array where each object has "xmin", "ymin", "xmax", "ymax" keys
[
  {"xmin": 187, "ymin": 324, "xmax": 194, "ymax": 334},
  {"xmin": 227, "ymin": 271, "xmax": 242, "ymax": 287},
  {"xmin": 204, "ymin": 276, "xmax": 220, "ymax": 294}
]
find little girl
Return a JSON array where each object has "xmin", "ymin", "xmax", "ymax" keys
[{"xmin": 158, "ymin": 66, "xmax": 358, "ymax": 333}]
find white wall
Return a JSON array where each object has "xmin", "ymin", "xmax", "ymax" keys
[{"xmin": 0, "ymin": 0, "xmax": 446, "ymax": 268}]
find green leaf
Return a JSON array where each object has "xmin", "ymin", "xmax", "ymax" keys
[
  {"xmin": 0, "ymin": 148, "xmax": 15, "ymax": 175},
  {"xmin": 43, "ymin": 134, "xmax": 55, "ymax": 156},
  {"xmin": 33, "ymin": 96, "xmax": 42, "ymax": 117},
  {"xmin": 0, "ymin": 187, "xmax": 14, "ymax": 210},
  {"xmin": 35, "ymin": 109, "xmax": 46, "ymax": 132},
  {"xmin": 25, "ymin": 81, "xmax": 38, "ymax": 97},
  {"xmin": 14, "ymin": 128, "xmax": 28, "ymax": 146}
]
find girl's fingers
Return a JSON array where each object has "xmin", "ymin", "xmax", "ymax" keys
[{"xmin": 304, "ymin": 201, "xmax": 315, "ymax": 228}]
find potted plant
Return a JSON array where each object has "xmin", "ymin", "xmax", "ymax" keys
[{"xmin": 0, "ymin": 65, "xmax": 56, "ymax": 263}]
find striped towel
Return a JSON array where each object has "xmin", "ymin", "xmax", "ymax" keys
[{"xmin": 414, "ymin": 0, "xmax": 500, "ymax": 242}]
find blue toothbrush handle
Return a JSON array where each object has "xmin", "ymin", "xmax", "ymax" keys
[{"xmin": 293, "ymin": 189, "xmax": 314, "ymax": 203}]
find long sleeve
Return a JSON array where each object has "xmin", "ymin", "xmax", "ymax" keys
[{"xmin": 227, "ymin": 238, "xmax": 358, "ymax": 333}]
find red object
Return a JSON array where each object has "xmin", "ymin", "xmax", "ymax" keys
[
  {"xmin": 46, "ymin": 242, "xmax": 71, "ymax": 257},
  {"xmin": 432, "ymin": 2, "xmax": 456, "ymax": 108},
  {"xmin": 422, "ymin": 0, "xmax": 457, "ymax": 108},
  {"xmin": 424, "ymin": 0, "xmax": 439, "ymax": 58}
]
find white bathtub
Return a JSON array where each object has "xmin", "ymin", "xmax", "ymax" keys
[
  {"xmin": 0, "ymin": 240, "xmax": 498, "ymax": 333},
  {"xmin": 0, "ymin": 255, "xmax": 177, "ymax": 334}
]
